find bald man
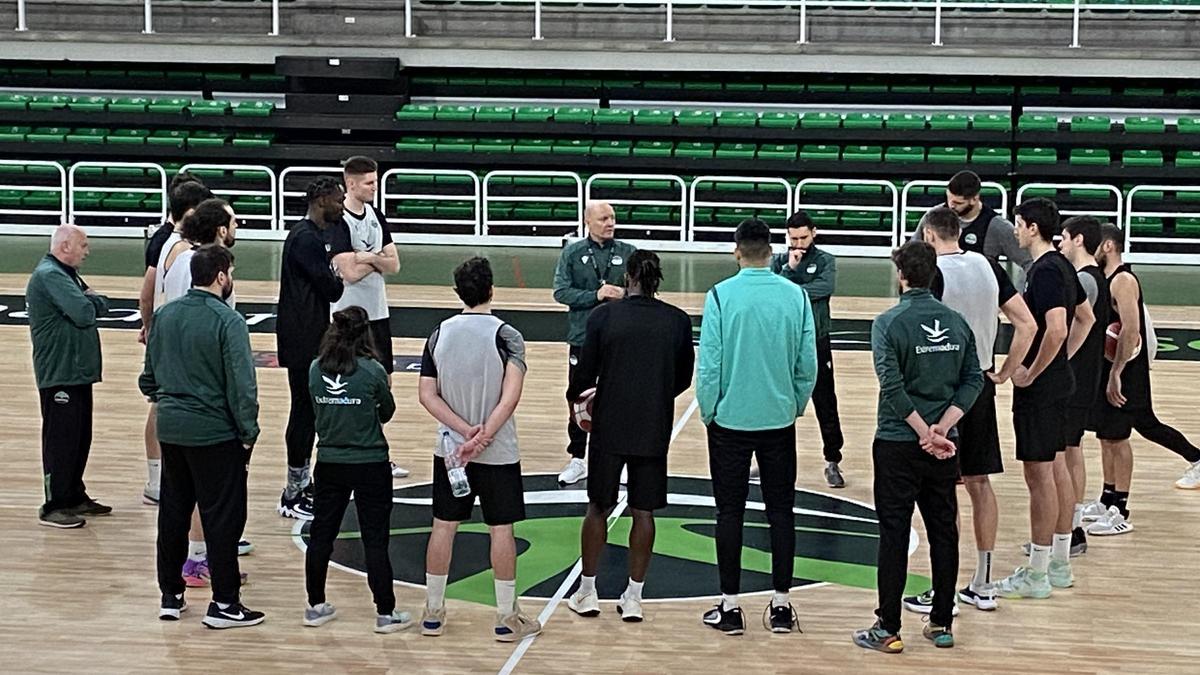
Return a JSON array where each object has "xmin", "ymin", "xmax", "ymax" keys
[
  {"xmin": 552, "ymin": 201, "xmax": 637, "ymax": 485},
  {"xmin": 26, "ymin": 225, "xmax": 111, "ymax": 528}
]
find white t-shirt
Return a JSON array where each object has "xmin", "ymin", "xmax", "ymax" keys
[{"xmin": 160, "ymin": 246, "xmax": 237, "ymax": 309}]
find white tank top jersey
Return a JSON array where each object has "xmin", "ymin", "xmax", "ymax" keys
[
  {"xmin": 937, "ymin": 250, "xmax": 1001, "ymax": 370},
  {"xmin": 154, "ymin": 231, "xmax": 183, "ymax": 308},
  {"xmin": 159, "ymin": 246, "xmax": 237, "ymax": 309}
]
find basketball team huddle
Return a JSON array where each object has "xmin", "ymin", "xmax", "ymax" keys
[{"xmin": 25, "ymin": 162, "xmax": 1200, "ymax": 648}]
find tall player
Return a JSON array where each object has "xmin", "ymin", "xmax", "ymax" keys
[
  {"xmin": 994, "ymin": 199, "xmax": 1094, "ymax": 600},
  {"xmin": 1085, "ymin": 224, "xmax": 1200, "ymax": 536},
  {"xmin": 326, "ymin": 156, "xmax": 408, "ymax": 479},
  {"xmin": 913, "ymin": 171, "xmax": 1031, "ymax": 280}
]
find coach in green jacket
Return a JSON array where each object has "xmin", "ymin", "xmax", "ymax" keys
[
  {"xmin": 140, "ymin": 245, "xmax": 264, "ymax": 627},
  {"xmin": 27, "ymin": 225, "xmax": 110, "ymax": 529},
  {"xmin": 551, "ymin": 200, "xmax": 637, "ymax": 485}
]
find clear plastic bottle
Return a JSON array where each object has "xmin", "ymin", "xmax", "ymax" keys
[{"xmin": 442, "ymin": 431, "xmax": 471, "ymax": 498}]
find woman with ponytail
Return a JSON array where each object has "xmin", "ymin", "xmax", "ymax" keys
[{"xmin": 303, "ymin": 306, "xmax": 413, "ymax": 633}]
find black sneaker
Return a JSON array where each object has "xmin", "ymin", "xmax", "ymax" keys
[
  {"xmin": 701, "ymin": 604, "xmax": 745, "ymax": 636},
  {"xmin": 765, "ymin": 602, "xmax": 801, "ymax": 633},
  {"xmin": 824, "ymin": 462, "xmax": 846, "ymax": 489},
  {"xmin": 1070, "ymin": 527, "xmax": 1088, "ymax": 556},
  {"xmin": 159, "ymin": 593, "xmax": 188, "ymax": 621},
  {"xmin": 202, "ymin": 602, "xmax": 266, "ymax": 629},
  {"xmin": 38, "ymin": 508, "xmax": 85, "ymax": 529},
  {"xmin": 277, "ymin": 490, "xmax": 314, "ymax": 521},
  {"xmin": 67, "ymin": 499, "xmax": 112, "ymax": 517}
]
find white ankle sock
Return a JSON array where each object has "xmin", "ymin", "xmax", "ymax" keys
[
  {"xmin": 625, "ymin": 578, "xmax": 644, "ymax": 600},
  {"xmin": 187, "ymin": 540, "xmax": 207, "ymax": 562},
  {"xmin": 495, "ymin": 579, "xmax": 517, "ymax": 616},
  {"xmin": 1051, "ymin": 533, "xmax": 1072, "ymax": 562},
  {"xmin": 1072, "ymin": 503, "xmax": 1084, "ymax": 530},
  {"xmin": 1029, "ymin": 543, "xmax": 1051, "ymax": 573},
  {"xmin": 721, "ymin": 593, "xmax": 739, "ymax": 610},
  {"xmin": 771, "ymin": 592, "xmax": 789, "ymax": 608},
  {"xmin": 578, "ymin": 575, "xmax": 596, "ymax": 595},
  {"xmin": 426, "ymin": 573, "xmax": 448, "ymax": 610},
  {"xmin": 147, "ymin": 459, "xmax": 161, "ymax": 488},
  {"xmin": 972, "ymin": 550, "xmax": 993, "ymax": 589}
]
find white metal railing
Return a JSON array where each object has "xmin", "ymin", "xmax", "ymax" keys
[
  {"xmin": 795, "ymin": 178, "xmax": 898, "ymax": 254},
  {"xmin": 1015, "ymin": 183, "xmax": 1123, "ymax": 225},
  {"xmin": 381, "ymin": 168, "xmax": 481, "ymax": 237},
  {"xmin": 14, "ymin": 0, "xmax": 281, "ymax": 35},
  {"xmin": 0, "ymin": 160, "xmax": 66, "ymax": 229},
  {"xmin": 586, "ymin": 173, "xmax": 688, "ymax": 242},
  {"xmin": 689, "ymin": 176, "xmax": 793, "ymax": 243},
  {"xmin": 180, "ymin": 164, "xmax": 278, "ymax": 230},
  {"xmin": 482, "ymin": 170, "xmax": 583, "ymax": 238},
  {"xmin": 277, "ymin": 166, "xmax": 352, "ymax": 229},
  {"xmin": 1125, "ymin": 185, "xmax": 1200, "ymax": 254},
  {"xmin": 899, "ymin": 179, "xmax": 1008, "ymax": 241},
  {"xmin": 67, "ymin": 162, "xmax": 167, "ymax": 236}
]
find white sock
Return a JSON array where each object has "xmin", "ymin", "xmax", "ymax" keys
[
  {"xmin": 147, "ymin": 459, "xmax": 161, "ymax": 488},
  {"xmin": 1052, "ymin": 533, "xmax": 1072, "ymax": 562},
  {"xmin": 625, "ymin": 578, "xmax": 644, "ymax": 600},
  {"xmin": 972, "ymin": 550, "xmax": 993, "ymax": 589},
  {"xmin": 216, "ymin": 601, "xmax": 231, "ymax": 610},
  {"xmin": 495, "ymin": 579, "xmax": 517, "ymax": 616},
  {"xmin": 1029, "ymin": 543, "xmax": 1051, "ymax": 573},
  {"xmin": 426, "ymin": 573, "xmax": 448, "ymax": 610},
  {"xmin": 1072, "ymin": 503, "xmax": 1084, "ymax": 530},
  {"xmin": 721, "ymin": 593, "xmax": 739, "ymax": 610},
  {"xmin": 187, "ymin": 540, "xmax": 207, "ymax": 562},
  {"xmin": 578, "ymin": 575, "xmax": 596, "ymax": 596},
  {"xmin": 771, "ymin": 591, "xmax": 789, "ymax": 608}
]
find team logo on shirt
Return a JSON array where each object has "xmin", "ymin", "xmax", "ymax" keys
[
  {"xmin": 323, "ymin": 374, "xmax": 348, "ymax": 395},
  {"xmin": 917, "ymin": 320, "xmax": 962, "ymax": 354},
  {"xmin": 581, "ymin": 255, "xmax": 590, "ymax": 264},
  {"xmin": 611, "ymin": 256, "xmax": 624, "ymax": 266},
  {"xmin": 53, "ymin": 391, "xmax": 70, "ymax": 405},
  {"xmin": 293, "ymin": 474, "xmax": 921, "ymax": 603},
  {"xmin": 806, "ymin": 264, "xmax": 817, "ymax": 274},
  {"xmin": 314, "ymin": 374, "xmax": 362, "ymax": 405},
  {"xmin": 964, "ymin": 233, "xmax": 978, "ymax": 245}
]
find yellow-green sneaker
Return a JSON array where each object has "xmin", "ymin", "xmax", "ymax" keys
[
  {"xmin": 1048, "ymin": 559, "xmax": 1075, "ymax": 589},
  {"xmin": 994, "ymin": 566, "xmax": 1052, "ymax": 599}
]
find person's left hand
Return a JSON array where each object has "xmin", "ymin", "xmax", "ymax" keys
[{"xmin": 1011, "ymin": 366, "xmax": 1033, "ymax": 388}]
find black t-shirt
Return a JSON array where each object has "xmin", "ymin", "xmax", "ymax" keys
[
  {"xmin": 1020, "ymin": 250, "xmax": 1084, "ymax": 399},
  {"xmin": 1068, "ymin": 265, "xmax": 1110, "ymax": 409},
  {"xmin": 145, "ymin": 221, "xmax": 175, "ymax": 269}
]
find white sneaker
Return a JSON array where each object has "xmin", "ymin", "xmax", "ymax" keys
[
  {"xmin": 567, "ymin": 588, "xmax": 600, "ymax": 617},
  {"xmin": 617, "ymin": 591, "xmax": 643, "ymax": 622},
  {"xmin": 391, "ymin": 462, "xmax": 410, "ymax": 479},
  {"xmin": 1080, "ymin": 499, "xmax": 1108, "ymax": 523},
  {"xmin": 1175, "ymin": 461, "xmax": 1200, "ymax": 490},
  {"xmin": 558, "ymin": 458, "xmax": 587, "ymax": 486},
  {"xmin": 957, "ymin": 585, "xmax": 997, "ymax": 611},
  {"xmin": 1087, "ymin": 506, "xmax": 1134, "ymax": 536},
  {"xmin": 619, "ymin": 466, "xmax": 628, "ymax": 485}
]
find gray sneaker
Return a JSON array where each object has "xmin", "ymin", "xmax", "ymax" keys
[
  {"xmin": 825, "ymin": 462, "xmax": 845, "ymax": 489},
  {"xmin": 38, "ymin": 508, "xmax": 85, "ymax": 529},
  {"xmin": 375, "ymin": 610, "xmax": 414, "ymax": 634},
  {"xmin": 303, "ymin": 602, "xmax": 337, "ymax": 627}
]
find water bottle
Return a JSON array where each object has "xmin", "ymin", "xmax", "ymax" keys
[{"xmin": 442, "ymin": 431, "xmax": 471, "ymax": 498}]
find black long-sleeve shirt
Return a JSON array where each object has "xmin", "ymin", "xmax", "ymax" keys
[
  {"xmin": 567, "ymin": 295, "xmax": 695, "ymax": 457},
  {"xmin": 277, "ymin": 219, "xmax": 344, "ymax": 367}
]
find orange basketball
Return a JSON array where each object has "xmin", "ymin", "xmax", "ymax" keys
[
  {"xmin": 1104, "ymin": 321, "xmax": 1142, "ymax": 363},
  {"xmin": 571, "ymin": 387, "xmax": 596, "ymax": 433}
]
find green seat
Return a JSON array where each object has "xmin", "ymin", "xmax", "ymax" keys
[
  {"xmin": 149, "ymin": 97, "xmax": 190, "ymax": 114},
  {"xmin": 633, "ymin": 109, "xmax": 674, "ymax": 126},
  {"xmin": 435, "ymin": 204, "xmax": 475, "ymax": 220},
  {"xmin": 1124, "ymin": 87, "xmax": 1164, "ymax": 97},
  {"xmin": 1069, "ymin": 148, "xmax": 1111, "ymax": 166},
  {"xmin": 102, "ymin": 192, "xmax": 145, "ymax": 209},
  {"xmin": 972, "ymin": 114, "xmax": 1012, "ymax": 131},
  {"xmin": 1072, "ymin": 86, "xmax": 1111, "ymax": 96},
  {"xmin": 928, "ymin": 146, "xmax": 967, "ymax": 163},
  {"xmin": 1176, "ymin": 150, "xmax": 1200, "ymax": 168},
  {"xmin": 844, "ymin": 184, "xmax": 883, "ymax": 195},
  {"xmin": 717, "ymin": 111, "xmax": 757, "ymax": 127},
  {"xmin": 68, "ymin": 96, "xmax": 109, "ymax": 113},
  {"xmin": 1021, "ymin": 187, "xmax": 1057, "ymax": 199},
  {"xmin": 395, "ymin": 104, "xmax": 437, "ymax": 121},
  {"xmin": 512, "ymin": 205, "xmax": 555, "ymax": 221},
  {"xmin": 28, "ymin": 127, "xmax": 69, "ymax": 143},
  {"xmin": 806, "ymin": 83, "xmax": 846, "ymax": 93},
  {"xmin": 107, "ymin": 129, "xmax": 149, "ymax": 145},
  {"xmin": 632, "ymin": 141, "xmax": 673, "ymax": 157},
  {"xmin": 475, "ymin": 138, "xmax": 514, "ymax": 153},
  {"xmin": 890, "ymin": 85, "xmax": 930, "ymax": 94},
  {"xmin": 435, "ymin": 105, "xmax": 475, "ymax": 122},
  {"xmin": 886, "ymin": 114, "xmax": 926, "ymax": 130},
  {"xmin": 1176, "ymin": 218, "xmax": 1200, "ymax": 236},
  {"xmin": 1178, "ymin": 117, "xmax": 1200, "ymax": 134},
  {"xmin": 758, "ymin": 144, "xmax": 798, "ymax": 161},
  {"xmin": 511, "ymin": 138, "xmax": 554, "ymax": 154},
  {"xmin": 677, "ymin": 110, "xmax": 716, "ymax": 127},
  {"xmin": 842, "ymin": 211, "xmax": 883, "ymax": 229},
  {"xmin": 1177, "ymin": 190, "xmax": 1200, "ymax": 202},
  {"xmin": 514, "ymin": 106, "xmax": 554, "ymax": 123},
  {"xmin": 929, "ymin": 113, "xmax": 969, "ymax": 131},
  {"xmin": 1070, "ymin": 115, "xmax": 1112, "ymax": 133},
  {"xmin": 553, "ymin": 107, "xmax": 593, "ymax": 123},
  {"xmin": 886, "ymin": 146, "xmax": 924, "ymax": 163},
  {"xmin": 1124, "ymin": 116, "xmax": 1165, "ymax": 133},
  {"xmin": 932, "ymin": 85, "xmax": 972, "ymax": 95},
  {"xmin": 590, "ymin": 178, "xmax": 629, "ymax": 190},
  {"xmin": 0, "ymin": 126, "xmax": 31, "ymax": 142},
  {"xmin": 631, "ymin": 206, "xmax": 673, "ymax": 224},
  {"xmin": 475, "ymin": 106, "xmax": 515, "ymax": 122},
  {"xmin": 809, "ymin": 209, "xmax": 838, "ymax": 227},
  {"xmin": 552, "ymin": 140, "xmax": 591, "ymax": 155},
  {"xmin": 799, "ymin": 112, "xmax": 841, "ymax": 129},
  {"xmin": 74, "ymin": 191, "xmax": 104, "ymax": 209},
  {"xmin": 231, "ymin": 100, "xmax": 274, "ymax": 117},
  {"xmin": 232, "ymin": 196, "xmax": 271, "ymax": 214},
  {"xmin": 484, "ymin": 204, "xmax": 511, "ymax": 220},
  {"xmin": 108, "ymin": 166, "xmax": 146, "ymax": 178},
  {"xmin": 975, "ymin": 85, "xmax": 1014, "ymax": 96},
  {"xmin": 676, "ymin": 142, "xmax": 715, "ymax": 159},
  {"xmin": 799, "ymin": 183, "xmax": 840, "ymax": 197},
  {"xmin": 0, "ymin": 94, "xmax": 30, "ymax": 111},
  {"xmin": 147, "ymin": 130, "xmax": 188, "ymax": 148},
  {"xmin": 593, "ymin": 109, "xmax": 634, "ymax": 125},
  {"xmin": 398, "ymin": 202, "xmax": 438, "ymax": 219},
  {"xmin": 188, "ymin": 131, "xmax": 227, "ymax": 148},
  {"xmin": 1019, "ymin": 114, "xmax": 1058, "ymax": 132},
  {"xmin": 0, "ymin": 190, "xmax": 25, "ymax": 207},
  {"xmin": 66, "ymin": 128, "xmax": 107, "ymax": 144},
  {"xmin": 1130, "ymin": 216, "xmax": 1162, "ymax": 235},
  {"xmin": 725, "ymin": 82, "xmax": 764, "ymax": 92},
  {"xmin": 28, "ymin": 95, "xmax": 71, "ymax": 111},
  {"xmin": 842, "ymin": 113, "xmax": 883, "ymax": 130},
  {"xmin": 232, "ymin": 132, "xmax": 274, "ymax": 149},
  {"xmin": 971, "ymin": 147, "xmax": 1009, "ymax": 165},
  {"xmin": 1017, "ymin": 147, "xmax": 1058, "ymax": 164},
  {"xmin": 109, "ymin": 97, "xmax": 150, "ymax": 113},
  {"xmin": 800, "ymin": 145, "xmax": 839, "ymax": 161},
  {"xmin": 592, "ymin": 140, "xmax": 632, "ymax": 157},
  {"xmin": 435, "ymin": 138, "xmax": 475, "ymax": 153},
  {"xmin": 758, "ymin": 112, "xmax": 799, "ymax": 129},
  {"xmin": 715, "ymin": 143, "xmax": 756, "ymax": 160},
  {"xmin": 188, "ymin": 100, "xmax": 230, "ymax": 116},
  {"xmin": 843, "ymin": 145, "xmax": 882, "ymax": 162},
  {"xmin": 22, "ymin": 191, "xmax": 61, "ymax": 209},
  {"xmin": 1070, "ymin": 189, "xmax": 1110, "ymax": 200},
  {"xmin": 1123, "ymin": 149, "xmax": 1163, "ymax": 167}
]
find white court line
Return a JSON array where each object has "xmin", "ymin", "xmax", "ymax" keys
[{"xmin": 498, "ymin": 397, "xmax": 700, "ymax": 675}]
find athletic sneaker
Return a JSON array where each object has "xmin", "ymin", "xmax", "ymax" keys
[
  {"xmin": 922, "ymin": 621, "xmax": 954, "ymax": 648},
  {"xmin": 1087, "ymin": 506, "xmax": 1133, "ymax": 536},
  {"xmin": 994, "ymin": 566, "xmax": 1052, "ymax": 599},
  {"xmin": 143, "ymin": 484, "xmax": 160, "ymax": 506},
  {"xmin": 1080, "ymin": 499, "xmax": 1108, "ymax": 522},
  {"xmin": 202, "ymin": 601, "xmax": 265, "ymax": 629},
  {"xmin": 303, "ymin": 602, "xmax": 337, "ymax": 627},
  {"xmin": 852, "ymin": 620, "xmax": 904, "ymax": 653},
  {"xmin": 159, "ymin": 593, "xmax": 187, "ymax": 621},
  {"xmin": 1048, "ymin": 559, "xmax": 1074, "ymax": 589},
  {"xmin": 1021, "ymin": 539, "xmax": 1086, "ymax": 558},
  {"xmin": 901, "ymin": 590, "xmax": 959, "ymax": 616},
  {"xmin": 278, "ymin": 489, "xmax": 315, "ymax": 521},
  {"xmin": 183, "ymin": 558, "xmax": 210, "ymax": 587},
  {"xmin": 825, "ymin": 462, "xmax": 845, "ymax": 488},
  {"xmin": 702, "ymin": 604, "xmax": 745, "ymax": 636},
  {"xmin": 557, "ymin": 457, "xmax": 587, "ymax": 486},
  {"xmin": 494, "ymin": 607, "xmax": 542, "ymax": 642},
  {"xmin": 67, "ymin": 499, "xmax": 112, "ymax": 517},
  {"xmin": 765, "ymin": 602, "xmax": 800, "ymax": 633},
  {"xmin": 616, "ymin": 591, "xmax": 643, "ymax": 622},
  {"xmin": 567, "ymin": 588, "xmax": 600, "ymax": 617},
  {"xmin": 238, "ymin": 539, "xmax": 255, "ymax": 556},
  {"xmin": 1175, "ymin": 460, "xmax": 1200, "ymax": 490},
  {"xmin": 957, "ymin": 585, "xmax": 997, "ymax": 611},
  {"xmin": 420, "ymin": 604, "xmax": 446, "ymax": 636},
  {"xmin": 37, "ymin": 508, "xmax": 85, "ymax": 529},
  {"xmin": 375, "ymin": 610, "xmax": 414, "ymax": 634},
  {"xmin": 391, "ymin": 462, "xmax": 410, "ymax": 479}
]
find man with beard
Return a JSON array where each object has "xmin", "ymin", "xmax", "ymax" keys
[{"xmin": 914, "ymin": 171, "xmax": 1031, "ymax": 283}]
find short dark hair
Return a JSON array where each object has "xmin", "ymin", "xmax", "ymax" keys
[
  {"xmin": 168, "ymin": 180, "xmax": 214, "ymax": 223},
  {"xmin": 1014, "ymin": 197, "xmax": 1061, "ymax": 243},
  {"xmin": 169, "ymin": 170, "xmax": 201, "ymax": 193},
  {"xmin": 190, "ymin": 244, "xmax": 234, "ymax": 287},
  {"xmin": 1062, "ymin": 215, "xmax": 1102, "ymax": 255},
  {"xmin": 892, "ymin": 241, "xmax": 938, "ymax": 289},
  {"xmin": 1099, "ymin": 222, "xmax": 1125, "ymax": 250},
  {"xmin": 626, "ymin": 249, "xmax": 664, "ymax": 297},
  {"xmin": 947, "ymin": 171, "xmax": 981, "ymax": 199},
  {"xmin": 734, "ymin": 218, "xmax": 772, "ymax": 260},
  {"xmin": 306, "ymin": 176, "xmax": 343, "ymax": 204},
  {"xmin": 454, "ymin": 256, "xmax": 494, "ymax": 308},
  {"xmin": 786, "ymin": 210, "xmax": 815, "ymax": 231},
  {"xmin": 924, "ymin": 205, "xmax": 961, "ymax": 241},
  {"xmin": 342, "ymin": 156, "xmax": 378, "ymax": 176},
  {"xmin": 182, "ymin": 198, "xmax": 231, "ymax": 245}
]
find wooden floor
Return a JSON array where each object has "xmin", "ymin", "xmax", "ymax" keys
[{"xmin": 2, "ymin": 324, "xmax": 1200, "ymax": 674}]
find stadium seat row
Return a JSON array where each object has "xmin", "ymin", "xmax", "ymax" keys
[
  {"xmin": 0, "ymin": 127, "xmax": 275, "ymax": 148},
  {"xmin": 0, "ymin": 94, "xmax": 275, "ymax": 117},
  {"xmin": 0, "ymin": 67, "xmax": 284, "ymax": 84}
]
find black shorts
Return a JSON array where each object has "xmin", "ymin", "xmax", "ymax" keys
[
  {"xmin": 1065, "ymin": 405, "xmax": 1094, "ymax": 447},
  {"xmin": 1012, "ymin": 390, "xmax": 1069, "ymax": 463},
  {"xmin": 431, "ymin": 456, "xmax": 525, "ymax": 526},
  {"xmin": 369, "ymin": 318, "xmax": 394, "ymax": 374},
  {"xmin": 587, "ymin": 452, "xmax": 668, "ymax": 512},
  {"xmin": 955, "ymin": 377, "xmax": 1003, "ymax": 477},
  {"xmin": 1094, "ymin": 404, "xmax": 1153, "ymax": 441}
]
